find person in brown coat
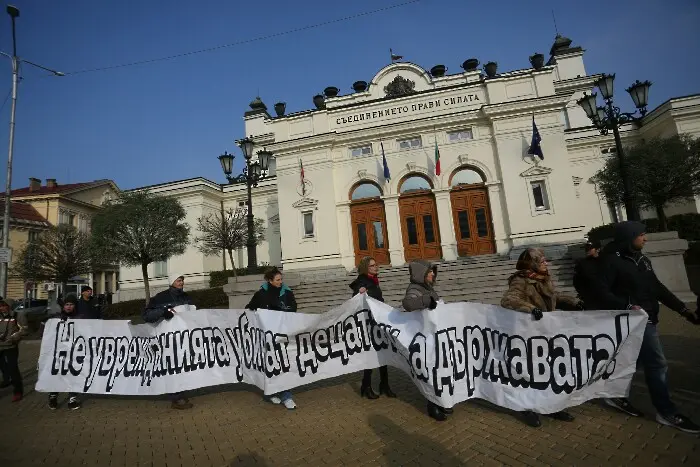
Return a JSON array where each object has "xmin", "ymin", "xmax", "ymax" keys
[{"xmin": 500, "ymin": 248, "xmax": 583, "ymax": 428}]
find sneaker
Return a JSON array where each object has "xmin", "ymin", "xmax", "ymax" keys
[
  {"xmin": 283, "ymin": 398, "xmax": 297, "ymax": 410},
  {"xmin": 11, "ymin": 392, "xmax": 22, "ymax": 403},
  {"xmin": 268, "ymin": 396, "xmax": 282, "ymax": 405},
  {"xmin": 656, "ymin": 413, "xmax": 700, "ymax": 434},
  {"xmin": 604, "ymin": 398, "xmax": 643, "ymax": 417},
  {"xmin": 67, "ymin": 396, "xmax": 81, "ymax": 411},
  {"xmin": 48, "ymin": 396, "xmax": 58, "ymax": 410},
  {"xmin": 520, "ymin": 411, "xmax": 542, "ymax": 428}
]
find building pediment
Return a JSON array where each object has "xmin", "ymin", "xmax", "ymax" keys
[
  {"xmin": 519, "ymin": 165, "xmax": 553, "ymax": 178},
  {"xmin": 292, "ymin": 197, "xmax": 319, "ymax": 210},
  {"xmin": 369, "ymin": 62, "xmax": 433, "ymax": 100}
]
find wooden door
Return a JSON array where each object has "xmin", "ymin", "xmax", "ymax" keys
[
  {"xmin": 450, "ymin": 187, "xmax": 495, "ymax": 256},
  {"xmin": 398, "ymin": 193, "xmax": 442, "ymax": 261},
  {"xmin": 350, "ymin": 200, "xmax": 390, "ymax": 266}
]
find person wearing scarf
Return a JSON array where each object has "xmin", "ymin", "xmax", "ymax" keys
[
  {"xmin": 350, "ymin": 256, "xmax": 395, "ymax": 400},
  {"xmin": 501, "ymin": 248, "xmax": 582, "ymax": 428},
  {"xmin": 143, "ymin": 273, "xmax": 194, "ymax": 410}
]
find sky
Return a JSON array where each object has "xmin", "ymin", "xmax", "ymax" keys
[{"xmin": 0, "ymin": 0, "xmax": 698, "ymax": 191}]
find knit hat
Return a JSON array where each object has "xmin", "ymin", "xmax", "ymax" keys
[
  {"xmin": 168, "ymin": 273, "xmax": 185, "ymax": 287},
  {"xmin": 63, "ymin": 294, "xmax": 79, "ymax": 306},
  {"xmin": 81, "ymin": 285, "xmax": 92, "ymax": 293}
]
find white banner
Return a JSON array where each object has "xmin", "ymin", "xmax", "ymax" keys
[{"xmin": 36, "ymin": 296, "xmax": 647, "ymax": 414}]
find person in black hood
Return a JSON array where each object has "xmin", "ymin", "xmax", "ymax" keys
[
  {"xmin": 598, "ymin": 221, "xmax": 700, "ymax": 434},
  {"xmin": 77, "ymin": 286, "xmax": 102, "ymax": 319},
  {"xmin": 247, "ymin": 267, "xmax": 298, "ymax": 410},
  {"xmin": 143, "ymin": 273, "xmax": 194, "ymax": 410},
  {"xmin": 573, "ymin": 239, "xmax": 603, "ymax": 310},
  {"xmin": 350, "ymin": 256, "xmax": 395, "ymax": 400}
]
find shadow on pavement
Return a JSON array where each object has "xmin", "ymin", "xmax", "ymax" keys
[
  {"xmin": 229, "ymin": 452, "xmax": 269, "ymax": 466},
  {"xmin": 369, "ymin": 413, "xmax": 465, "ymax": 466}
]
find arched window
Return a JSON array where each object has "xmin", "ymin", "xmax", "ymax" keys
[
  {"xmin": 350, "ymin": 182, "xmax": 382, "ymax": 200},
  {"xmin": 399, "ymin": 175, "xmax": 432, "ymax": 194},
  {"xmin": 450, "ymin": 168, "xmax": 484, "ymax": 187}
]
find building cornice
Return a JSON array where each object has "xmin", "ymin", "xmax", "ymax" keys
[{"xmin": 481, "ymin": 94, "xmax": 569, "ymax": 119}]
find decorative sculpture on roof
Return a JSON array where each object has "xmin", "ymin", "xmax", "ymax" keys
[{"xmin": 384, "ymin": 75, "xmax": 416, "ymax": 98}]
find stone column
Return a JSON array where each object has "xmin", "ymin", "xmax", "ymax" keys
[
  {"xmin": 433, "ymin": 188, "xmax": 458, "ymax": 261},
  {"xmin": 336, "ymin": 202, "xmax": 355, "ymax": 270},
  {"xmin": 111, "ymin": 272, "xmax": 117, "ymax": 293},
  {"xmin": 99, "ymin": 271, "xmax": 106, "ymax": 294},
  {"xmin": 382, "ymin": 194, "xmax": 405, "ymax": 266},
  {"xmin": 645, "ymin": 232, "xmax": 695, "ymax": 303},
  {"xmin": 486, "ymin": 182, "xmax": 509, "ymax": 254}
]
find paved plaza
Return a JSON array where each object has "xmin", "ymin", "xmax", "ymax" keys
[{"xmin": 1, "ymin": 311, "xmax": 699, "ymax": 467}]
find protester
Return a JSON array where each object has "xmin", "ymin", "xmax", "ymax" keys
[
  {"xmin": 246, "ymin": 267, "xmax": 298, "ymax": 410},
  {"xmin": 143, "ymin": 273, "xmax": 194, "ymax": 410},
  {"xmin": 350, "ymin": 256, "xmax": 396, "ymax": 400},
  {"xmin": 598, "ymin": 221, "xmax": 700, "ymax": 434},
  {"xmin": 78, "ymin": 286, "xmax": 102, "ymax": 319},
  {"xmin": 0, "ymin": 299, "xmax": 27, "ymax": 402},
  {"xmin": 573, "ymin": 239, "xmax": 603, "ymax": 310},
  {"xmin": 501, "ymin": 248, "xmax": 582, "ymax": 428},
  {"xmin": 48, "ymin": 294, "xmax": 88, "ymax": 410},
  {"xmin": 402, "ymin": 260, "xmax": 452, "ymax": 421}
]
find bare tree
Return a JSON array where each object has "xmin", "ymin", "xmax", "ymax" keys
[{"xmin": 194, "ymin": 207, "xmax": 265, "ymax": 279}]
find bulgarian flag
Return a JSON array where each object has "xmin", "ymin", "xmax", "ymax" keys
[
  {"xmin": 434, "ymin": 140, "xmax": 441, "ymax": 176},
  {"xmin": 299, "ymin": 158, "xmax": 306, "ymax": 195}
]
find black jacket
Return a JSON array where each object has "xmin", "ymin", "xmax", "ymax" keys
[
  {"xmin": 75, "ymin": 297, "xmax": 102, "ymax": 320},
  {"xmin": 246, "ymin": 283, "xmax": 297, "ymax": 312},
  {"xmin": 573, "ymin": 256, "xmax": 603, "ymax": 310},
  {"xmin": 349, "ymin": 274, "xmax": 384, "ymax": 302},
  {"xmin": 599, "ymin": 221, "xmax": 685, "ymax": 324},
  {"xmin": 143, "ymin": 287, "xmax": 193, "ymax": 323}
]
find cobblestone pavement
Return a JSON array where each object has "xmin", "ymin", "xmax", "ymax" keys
[{"xmin": 0, "ymin": 311, "xmax": 698, "ymax": 467}]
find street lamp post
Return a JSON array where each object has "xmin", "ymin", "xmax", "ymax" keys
[
  {"xmin": 218, "ymin": 137, "xmax": 273, "ymax": 269},
  {"xmin": 0, "ymin": 5, "xmax": 64, "ymax": 298},
  {"xmin": 577, "ymin": 73, "xmax": 652, "ymax": 222}
]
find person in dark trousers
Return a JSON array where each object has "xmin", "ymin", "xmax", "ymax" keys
[
  {"xmin": 501, "ymin": 247, "xmax": 582, "ymax": 428},
  {"xmin": 0, "ymin": 299, "xmax": 27, "ymax": 402},
  {"xmin": 77, "ymin": 286, "xmax": 102, "ymax": 319},
  {"xmin": 48, "ymin": 294, "xmax": 90, "ymax": 410},
  {"xmin": 350, "ymin": 256, "xmax": 396, "ymax": 400},
  {"xmin": 598, "ymin": 221, "xmax": 700, "ymax": 434},
  {"xmin": 402, "ymin": 260, "xmax": 453, "ymax": 421},
  {"xmin": 143, "ymin": 273, "xmax": 194, "ymax": 410},
  {"xmin": 247, "ymin": 267, "xmax": 298, "ymax": 410},
  {"xmin": 573, "ymin": 239, "xmax": 603, "ymax": 310}
]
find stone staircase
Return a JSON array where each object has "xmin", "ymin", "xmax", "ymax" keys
[{"xmin": 291, "ymin": 254, "xmax": 577, "ymax": 314}]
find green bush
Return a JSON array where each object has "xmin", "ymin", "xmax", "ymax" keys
[
  {"xmin": 587, "ymin": 213, "xmax": 700, "ymax": 242},
  {"xmin": 209, "ymin": 266, "xmax": 270, "ymax": 287},
  {"xmin": 103, "ymin": 287, "xmax": 229, "ymax": 320}
]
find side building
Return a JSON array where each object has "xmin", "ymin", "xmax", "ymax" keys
[{"xmin": 116, "ymin": 35, "xmax": 700, "ymax": 300}]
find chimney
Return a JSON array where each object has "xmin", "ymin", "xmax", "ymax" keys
[
  {"xmin": 29, "ymin": 177, "xmax": 41, "ymax": 192},
  {"xmin": 46, "ymin": 179, "xmax": 57, "ymax": 189}
]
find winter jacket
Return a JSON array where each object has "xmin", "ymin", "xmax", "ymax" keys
[
  {"xmin": 573, "ymin": 256, "xmax": 604, "ymax": 310},
  {"xmin": 501, "ymin": 272, "xmax": 581, "ymax": 313},
  {"xmin": 598, "ymin": 221, "xmax": 685, "ymax": 324},
  {"xmin": 402, "ymin": 260, "xmax": 440, "ymax": 312},
  {"xmin": 0, "ymin": 309, "xmax": 28, "ymax": 350},
  {"xmin": 350, "ymin": 274, "xmax": 384, "ymax": 302},
  {"xmin": 75, "ymin": 297, "xmax": 102, "ymax": 319},
  {"xmin": 143, "ymin": 287, "xmax": 193, "ymax": 323},
  {"xmin": 246, "ymin": 283, "xmax": 297, "ymax": 312}
]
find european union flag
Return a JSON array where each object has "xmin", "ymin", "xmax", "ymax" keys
[
  {"xmin": 381, "ymin": 142, "xmax": 391, "ymax": 181},
  {"xmin": 528, "ymin": 116, "xmax": 544, "ymax": 160}
]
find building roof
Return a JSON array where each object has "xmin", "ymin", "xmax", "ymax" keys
[
  {"xmin": 0, "ymin": 199, "xmax": 50, "ymax": 226},
  {"xmin": 10, "ymin": 179, "xmax": 115, "ymax": 197}
]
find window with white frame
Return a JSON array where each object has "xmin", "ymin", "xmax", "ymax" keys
[
  {"xmin": 530, "ymin": 181, "xmax": 550, "ymax": 211},
  {"xmin": 398, "ymin": 136, "xmax": 422, "ymax": 150},
  {"xmin": 350, "ymin": 145, "xmax": 372, "ymax": 157},
  {"xmin": 447, "ymin": 129, "xmax": 474, "ymax": 142},
  {"xmin": 302, "ymin": 211, "xmax": 314, "ymax": 238},
  {"xmin": 78, "ymin": 216, "xmax": 90, "ymax": 233},
  {"xmin": 153, "ymin": 260, "xmax": 168, "ymax": 277}
]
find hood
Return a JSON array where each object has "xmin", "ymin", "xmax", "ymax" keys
[
  {"xmin": 261, "ymin": 282, "xmax": 292, "ymax": 296},
  {"xmin": 408, "ymin": 260, "xmax": 437, "ymax": 286},
  {"xmin": 168, "ymin": 273, "xmax": 185, "ymax": 288},
  {"xmin": 603, "ymin": 221, "xmax": 646, "ymax": 256}
]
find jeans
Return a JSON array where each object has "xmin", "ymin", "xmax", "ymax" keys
[
  {"xmin": 0, "ymin": 347, "xmax": 23, "ymax": 394},
  {"xmin": 638, "ymin": 323, "xmax": 676, "ymax": 417},
  {"xmin": 267, "ymin": 391, "xmax": 292, "ymax": 402}
]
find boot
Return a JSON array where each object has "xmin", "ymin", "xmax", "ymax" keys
[
  {"xmin": 545, "ymin": 411, "xmax": 574, "ymax": 422},
  {"xmin": 427, "ymin": 402, "xmax": 447, "ymax": 421},
  {"xmin": 360, "ymin": 369, "xmax": 379, "ymax": 399},
  {"xmin": 520, "ymin": 411, "xmax": 541, "ymax": 428},
  {"xmin": 378, "ymin": 366, "xmax": 396, "ymax": 398}
]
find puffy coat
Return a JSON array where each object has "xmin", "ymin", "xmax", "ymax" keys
[
  {"xmin": 402, "ymin": 260, "xmax": 440, "ymax": 312},
  {"xmin": 501, "ymin": 272, "xmax": 580, "ymax": 313}
]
